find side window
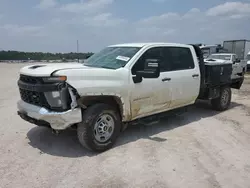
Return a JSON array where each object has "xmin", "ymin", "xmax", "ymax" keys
[
  {"xmin": 131, "ymin": 47, "xmax": 166, "ymax": 74},
  {"xmin": 164, "ymin": 47, "xmax": 195, "ymax": 71},
  {"xmin": 232, "ymin": 55, "xmax": 236, "ymax": 62}
]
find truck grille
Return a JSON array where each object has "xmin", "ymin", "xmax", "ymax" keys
[
  {"xmin": 19, "ymin": 88, "xmax": 50, "ymax": 108},
  {"xmin": 18, "ymin": 74, "xmax": 71, "ymax": 111},
  {"xmin": 19, "ymin": 75, "xmax": 43, "ymax": 84}
]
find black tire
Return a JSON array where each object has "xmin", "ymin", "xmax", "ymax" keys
[
  {"xmin": 211, "ymin": 87, "xmax": 231, "ymax": 111},
  {"xmin": 77, "ymin": 103, "xmax": 121, "ymax": 152}
]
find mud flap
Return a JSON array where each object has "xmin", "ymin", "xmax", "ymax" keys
[{"xmin": 231, "ymin": 76, "xmax": 244, "ymax": 90}]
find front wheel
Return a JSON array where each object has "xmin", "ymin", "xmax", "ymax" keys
[
  {"xmin": 211, "ymin": 87, "xmax": 231, "ymax": 111},
  {"xmin": 77, "ymin": 103, "xmax": 121, "ymax": 152}
]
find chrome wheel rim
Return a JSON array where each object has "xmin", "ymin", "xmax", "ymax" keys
[
  {"xmin": 94, "ymin": 114, "xmax": 115, "ymax": 143},
  {"xmin": 221, "ymin": 89, "xmax": 229, "ymax": 107}
]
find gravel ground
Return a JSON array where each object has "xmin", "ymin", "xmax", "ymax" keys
[{"xmin": 1, "ymin": 63, "xmax": 250, "ymax": 188}]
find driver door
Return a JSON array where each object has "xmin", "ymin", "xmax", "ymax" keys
[{"xmin": 129, "ymin": 47, "xmax": 172, "ymax": 120}]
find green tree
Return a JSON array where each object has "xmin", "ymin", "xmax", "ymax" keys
[{"xmin": 0, "ymin": 51, "xmax": 94, "ymax": 61}]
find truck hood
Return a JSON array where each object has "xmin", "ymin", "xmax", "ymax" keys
[
  {"xmin": 19, "ymin": 63, "xmax": 97, "ymax": 77},
  {"xmin": 204, "ymin": 58, "xmax": 231, "ymax": 64}
]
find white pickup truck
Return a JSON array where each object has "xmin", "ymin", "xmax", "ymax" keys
[
  {"xmin": 204, "ymin": 53, "xmax": 247, "ymax": 80},
  {"xmin": 17, "ymin": 43, "xmax": 244, "ymax": 152}
]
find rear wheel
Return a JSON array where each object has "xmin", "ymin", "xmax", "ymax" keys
[
  {"xmin": 211, "ymin": 87, "xmax": 231, "ymax": 111},
  {"xmin": 77, "ymin": 103, "xmax": 121, "ymax": 152}
]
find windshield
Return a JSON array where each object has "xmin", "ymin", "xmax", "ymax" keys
[
  {"xmin": 207, "ymin": 54, "xmax": 231, "ymax": 60},
  {"xmin": 83, "ymin": 46, "xmax": 141, "ymax": 69},
  {"xmin": 247, "ymin": 54, "xmax": 250, "ymax": 61}
]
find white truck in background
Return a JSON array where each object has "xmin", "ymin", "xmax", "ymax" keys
[
  {"xmin": 200, "ymin": 44, "xmax": 227, "ymax": 58},
  {"xmin": 17, "ymin": 43, "xmax": 244, "ymax": 152},
  {"xmin": 200, "ymin": 40, "xmax": 250, "ymax": 62},
  {"xmin": 205, "ymin": 53, "xmax": 247, "ymax": 79},
  {"xmin": 247, "ymin": 51, "xmax": 250, "ymax": 70},
  {"xmin": 223, "ymin": 40, "xmax": 250, "ymax": 61}
]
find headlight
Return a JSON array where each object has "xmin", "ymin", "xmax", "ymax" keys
[
  {"xmin": 43, "ymin": 76, "xmax": 67, "ymax": 83},
  {"xmin": 44, "ymin": 91, "xmax": 62, "ymax": 108},
  {"xmin": 43, "ymin": 76, "xmax": 70, "ymax": 110}
]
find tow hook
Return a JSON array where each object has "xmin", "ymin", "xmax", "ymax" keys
[{"xmin": 52, "ymin": 129, "xmax": 60, "ymax": 135}]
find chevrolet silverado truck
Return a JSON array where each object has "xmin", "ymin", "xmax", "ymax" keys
[{"xmin": 17, "ymin": 43, "xmax": 244, "ymax": 152}]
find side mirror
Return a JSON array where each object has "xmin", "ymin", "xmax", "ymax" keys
[
  {"xmin": 136, "ymin": 59, "xmax": 160, "ymax": 78},
  {"xmin": 235, "ymin": 58, "xmax": 241, "ymax": 63}
]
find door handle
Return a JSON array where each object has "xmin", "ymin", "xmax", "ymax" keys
[
  {"xmin": 162, "ymin": 78, "xmax": 171, "ymax": 82},
  {"xmin": 192, "ymin": 74, "xmax": 199, "ymax": 78}
]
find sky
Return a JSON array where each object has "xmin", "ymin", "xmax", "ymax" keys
[{"xmin": 0, "ymin": 0, "xmax": 250, "ymax": 52}]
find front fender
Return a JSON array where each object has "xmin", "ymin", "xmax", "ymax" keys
[
  {"xmin": 53, "ymin": 68, "xmax": 131, "ymax": 121},
  {"xmin": 77, "ymin": 94, "xmax": 131, "ymax": 122}
]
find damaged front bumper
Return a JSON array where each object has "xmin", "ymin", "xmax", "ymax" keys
[
  {"xmin": 17, "ymin": 74, "xmax": 82, "ymax": 130},
  {"xmin": 17, "ymin": 100, "xmax": 82, "ymax": 130}
]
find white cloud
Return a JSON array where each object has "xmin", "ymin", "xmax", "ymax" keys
[
  {"xmin": 71, "ymin": 12, "xmax": 126, "ymax": 27},
  {"xmin": 139, "ymin": 13, "xmax": 180, "ymax": 25},
  {"xmin": 207, "ymin": 2, "xmax": 250, "ymax": 17},
  {"xmin": 152, "ymin": 0, "xmax": 166, "ymax": 3},
  {"xmin": 1, "ymin": 1, "xmax": 250, "ymax": 52},
  {"xmin": 59, "ymin": 0, "xmax": 114, "ymax": 14},
  {"xmin": 37, "ymin": 0, "xmax": 57, "ymax": 9}
]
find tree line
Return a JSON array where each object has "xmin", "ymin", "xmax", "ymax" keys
[{"xmin": 0, "ymin": 51, "xmax": 94, "ymax": 61}]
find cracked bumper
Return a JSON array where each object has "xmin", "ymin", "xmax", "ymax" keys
[{"xmin": 17, "ymin": 100, "xmax": 82, "ymax": 130}]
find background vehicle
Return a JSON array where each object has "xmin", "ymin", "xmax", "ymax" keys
[
  {"xmin": 200, "ymin": 44, "xmax": 228, "ymax": 58},
  {"xmin": 204, "ymin": 53, "xmax": 247, "ymax": 79},
  {"xmin": 223, "ymin": 40, "xmax": 250, "ymax": 60},
  {"xmin": 247, "ymin": 51, "xmax": 250, "ymax": 70},
  {"xmin": 17, "ymin": 43, "xmax": 244, "ymax": 152}
]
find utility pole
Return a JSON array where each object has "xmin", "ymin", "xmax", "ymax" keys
[{"xmin": 77, "ymin": 40, "xmax": 79, "ymax": 62}]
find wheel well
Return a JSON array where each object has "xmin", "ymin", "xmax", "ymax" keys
[{"xmin": 78, "ymin": 96, "xmax": 124, "ymax": 119}]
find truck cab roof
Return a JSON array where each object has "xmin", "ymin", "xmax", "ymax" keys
[{"xmin": 108, "ymin": 42, "xmax": 193, "ymax": 48}]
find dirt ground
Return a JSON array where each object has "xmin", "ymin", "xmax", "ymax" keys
[{"xmin": 1, "ymin": 63, "xmax": 250, "ymax": 188}]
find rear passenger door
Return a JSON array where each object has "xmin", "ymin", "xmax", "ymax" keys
[{"xmin": 162, "ymin": 46, "xmax": 200, "ymax": 109}]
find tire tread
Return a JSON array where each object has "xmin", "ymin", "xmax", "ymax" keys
[{"xmin": 211, "ymin": 87, "xmax": 231, "ymax": 111}]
